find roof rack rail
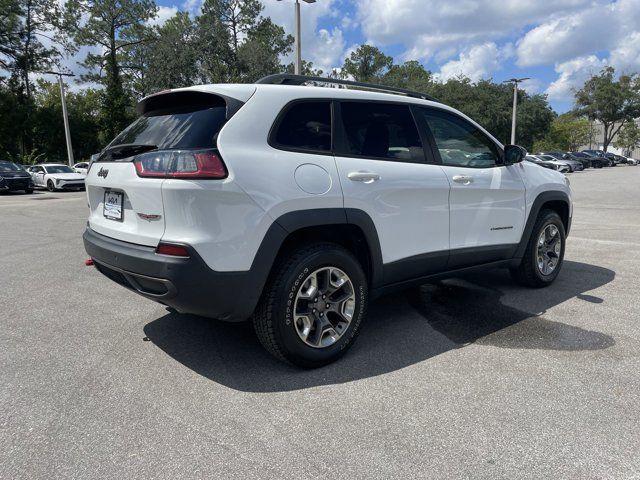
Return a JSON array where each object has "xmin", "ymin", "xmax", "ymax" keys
[{"xmin": 256, "ymin": 74, "xmax": 439, "ymax": 102}]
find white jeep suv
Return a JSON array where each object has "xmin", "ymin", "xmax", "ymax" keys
[{"xmin": 83, "ymin": 74, "xmax": 572, "ymax": 367}]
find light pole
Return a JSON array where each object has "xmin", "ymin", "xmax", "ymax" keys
[
  {"xmin": 503, "ymin": 77, "xmax": 530, "ymax": 145},
  {"xmin": 44, "ymin": 71, "xmax": 75, "ymax": 166},
  {"xmin": 278, "ymin": 0, "xmax": 316, "ymax": 75}
]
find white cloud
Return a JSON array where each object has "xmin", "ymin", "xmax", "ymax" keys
[
  {"xmin": 435, "ymin": 42, "xmax": 502, "ymax": 81},
  {"xmin": 545, "ymin": 55, "xmax": 607, "ymax": 101},
  {"xmin": 355, "ymin": 0, "xmax": 595, "ymax": 62},
  {"xmin": 434, "ymin": 42, "xmax": 514, "ymax": 81},
  {"xmin": 147, "ymin": 6, "xmax": 179, "ymax": 27},
  {"xmin": 260, "ymin": 0, "xmax": 346, "ymax": 72},
  {"xmin": 515, "ymin": 0, "xmax": 640, "ymax": 101}
]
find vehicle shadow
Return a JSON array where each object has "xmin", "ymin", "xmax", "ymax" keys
[{"xmin": 143, "ymin": 260, "xmax": 615, "ymax": 392}]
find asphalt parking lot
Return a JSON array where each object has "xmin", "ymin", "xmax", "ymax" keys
[{"xmin": 1, "ymin": 167, "xmax": 640, "ymax": 479}]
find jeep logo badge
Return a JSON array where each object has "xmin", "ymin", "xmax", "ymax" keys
[{"xmin": 97, "ymin": 167, "xmax": 109, "ymax": 179}]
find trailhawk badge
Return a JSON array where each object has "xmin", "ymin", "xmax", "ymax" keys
[{"xmin": 137, "ymin": 213, "xmax": 162, "ymax": 221}]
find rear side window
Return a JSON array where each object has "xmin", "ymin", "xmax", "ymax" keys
[
  {"xmin": 338, "ymin": 102, "xmax": 423, "ymax": 162},
  {"xmin": 272, "ymin": 101, "xmax": 331, "ymax": 152},
  {"xmin": 108, "ymin": 107, "xmax": 227, "ymax": 150}
]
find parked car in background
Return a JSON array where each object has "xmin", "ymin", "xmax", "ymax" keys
[
  {"xmin": 539, "ymin": 152, "xmax": 584, "ymax": 171},
  {"xmin": 536, "ymin": 154, "xmax": 573, "ymax": 172},
  {"xmin": 526, "ymin": 155, "xmax": 570, "ymax": 173},
  {"xmin": 561, "ymin": 152, "xmax": 591, "ymax": 169},
  {"xmin": 571, "ymin": 151, "xmax": 606, "ymax": 168},
  {"xmin": 625, "ymin": 157, "xmax": 639, "ymax": 165},
  {"xmin": 604, "ymin": 152, "xmax": 624, "ymax": 166},
  {"xmin": 27, "ymin": 163, "xmax": 85, "ymax": 191},
  {"xmin": 73, "ymin": 162, "xmax": 90, "ymax": 175},
  {"xmin": 582, "ymin": 149, "xmax": 613, "ymax": 166},
  {"xmin": 0, "ymin": 160, "xmax": 34, "ymax": 193}
]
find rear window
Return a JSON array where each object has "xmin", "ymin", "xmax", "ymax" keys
[
  {"xmin": 272, "ymin": 101, "xmax": 331, "ymax": 152},
  {"xmin": 108, "ymin": 107, "xmax": 227, "ymax": 151}
]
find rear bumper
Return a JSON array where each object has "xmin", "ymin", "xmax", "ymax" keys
[{"xmin": 83, "ymin": 227, "xmax": 260, "ymax": 321}]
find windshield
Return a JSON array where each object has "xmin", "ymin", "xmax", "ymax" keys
[
  {"xmin": 44, "ymin": 165, "xmax": 74, "ymax": 174},
  {"xmin": 107, "ymin": 107, "xmax": 227, "ymax": 153},
  {"xmin": 0, "ymin": 161, "xmax": 23, "ymax": 172}
]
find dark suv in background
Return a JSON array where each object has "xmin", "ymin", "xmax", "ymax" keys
[
  {"xmin": 571, "ymin": 152, "xmax": 606, "ymax": 168},
  {"xmin": 582, "ymin": 149, "xmax": 614, "ymax": 166},
  {"xmin": 0, "ymin": 160, "xmax": 34, "ymax": 193}
]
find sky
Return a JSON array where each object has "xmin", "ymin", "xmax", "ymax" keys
[{"xmin": 76, "ymin": 0, "xmax": 640, "ymax": 113}]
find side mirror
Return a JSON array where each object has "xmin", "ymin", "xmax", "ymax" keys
[{"xmin": 504, "ymin": 144, "xmax": 527, "ymax": 165}]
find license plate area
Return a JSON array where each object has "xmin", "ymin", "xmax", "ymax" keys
[{"xmin": 103, "ymin": 190, "xmax": 123, "ymax": 221}]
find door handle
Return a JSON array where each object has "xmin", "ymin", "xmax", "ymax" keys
[
  {"xmin": 348, "ymin": 171, "xmax": 380, "ymax": 183},
  {"xmin": 452, "ymin": 175, "xmax": 474, "ymax": 185}
]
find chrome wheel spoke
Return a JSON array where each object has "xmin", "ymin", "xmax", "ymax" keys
[{"xmin": 297, "ymin": 272, "xmax": 318, "ymax": 299}]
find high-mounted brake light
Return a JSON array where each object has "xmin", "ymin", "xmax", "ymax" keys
[
  {"xmin": 156, "ymin": 243, "xmax": 190, "ymax": 257},
  {"xmin": 134, "ymin": 149, "xmax": 227, "ymax": 179}
]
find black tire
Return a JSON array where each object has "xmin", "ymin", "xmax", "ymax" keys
[
  {"xmin": 25, "ymin": 189, "xmax": 33, "ymax": 194},
  {"xmin": 510, "ymin": 209, "xmax": 566, "ymax": 288},
  {"xmin": 47, "ymin": 180, "xmax": 55, "ymax": 192},
  {"xmin": 253, "ymin": 242, "xmax": 368, "ymax": 368}
]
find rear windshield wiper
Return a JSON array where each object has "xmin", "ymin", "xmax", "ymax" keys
[{"xmin": 100, "ymin": 143, "xmax": 158, "ymax": 161}]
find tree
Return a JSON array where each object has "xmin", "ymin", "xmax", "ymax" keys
[
  {"xmin": 427, "ymin": 77, "xmax": 554, "ymax": 149},
  {"xmin": 285, "ymin": 59, "xmax": 323, "ymax": 77},
  {"xmin": 614, "ymin": 121, "xmax": 640, "ymax": 156},
  {"xmin": 1, "ymin": 0, "xmax": 68, "ymax": 153},
  {"xmin": 531, "ymin": 113, "xmax": 590, "ymax": 152},
  {"xmin": 382, "ymin": 60, "xmax": 432, "ymax": 92},
  {"xmin": 198, "ymin": 0, "xmax": 292, "ymax": 82},
  {"xmin": 132, "ymin": 12, "xmax": 201, "ymax": 95},
  {"xmin": 66, "ymin": 0, "xmax": 157, "ymax": 141},
  {"xmin": 574, "ymin": 66, "xmax": 640, "ymax": 151},
  {"xmin": 342, "ymin": 44, "xmax": 392, "ymax": 82},
  {"xmin": 32, "ymin": 80, "xmax": 102, "ymax": 161}
]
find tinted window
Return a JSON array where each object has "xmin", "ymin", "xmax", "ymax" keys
[
  {"xmin": 109, "ymin": 107, "xmax": 227, "ymax": 151},
  {"xmin": 274, "ymin": 101, "xmax": 331, "ymax": 152},
  {"xmin": 339, "ymin": 102, "xmax": 423, "ymax": 162},
  {"xmin": 417, "ymin": 108, "xmax": 500, "ymax": 168},
  {"xmin": 0, "ymin": 161, "xmax": 22, "ymax": 172}
]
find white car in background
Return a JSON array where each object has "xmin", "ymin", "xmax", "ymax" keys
[
  {"xmin": 73, "ymin": 162, "xmax": 90, "ymax": 175},
  {"xmin": 28, "ymin": 163, "xmax": 86, "ymax": 191},
  {"xmin": 625, "ymin": 157, "xmax": 638, "ymax": 165},
  {"xmin": 535, "ymin": 155, "xmax": 572, "ymax": 173}
]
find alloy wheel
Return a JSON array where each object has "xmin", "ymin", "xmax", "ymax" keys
[
  {"xmin": 536, "ymin": 224, "xmax": 562, "ymax": 275},
  {"xmin": 293, "ymin": 266, "xmax": 356, "ymax": 348}
]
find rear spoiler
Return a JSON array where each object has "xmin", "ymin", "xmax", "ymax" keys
[{"xmin": 137, "ymin": 87, "xmax": 255, "ymax": 120}]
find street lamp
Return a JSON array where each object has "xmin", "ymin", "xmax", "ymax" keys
[
  {"xmin": 43, "ymin": 71, "xmax": 75, "ymax": 166},
  {"xmin": 503, "ymin": 77, "xmax": 530, "ymax": 145},
  {"xmin": 277, "ymin": 0, "xmax": 316, "ymax": 75}
]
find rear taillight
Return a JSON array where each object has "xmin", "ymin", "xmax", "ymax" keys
[
  {"xmin": 156, "ymin": 243, "xmax": 190, "ymax": 257},
  {"xmin": 134, "ymin": 149, "xmax": 227, "ymax": 179}
]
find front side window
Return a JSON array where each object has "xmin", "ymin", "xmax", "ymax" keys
[
  {"xmin": 273, "ymin": 101, "xmax": 331, "ymax": 152},
  {"xmin": 338, "ymin": 102, "xmax": 423, "ymax": 162},
  {"xmin": 417, "ymin": 108, "xmax": 500, "ymax": 168}
]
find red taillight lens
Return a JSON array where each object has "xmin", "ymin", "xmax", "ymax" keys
[
  {"xmin": 156, "ymin": 243, "xmax": 190, "ymax": 257},
  {"xmin": 134, "ymin": 149, "xmax": 227, "ymax": 179}
]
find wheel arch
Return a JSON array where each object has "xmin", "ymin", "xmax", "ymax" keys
[
  {"xmin": 251, "ymin": 209, "xmax": 383, "ymax": 294},
  {"xmin": 515, "ymin": 191, "xmax": 571, "ymax": 259}
]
